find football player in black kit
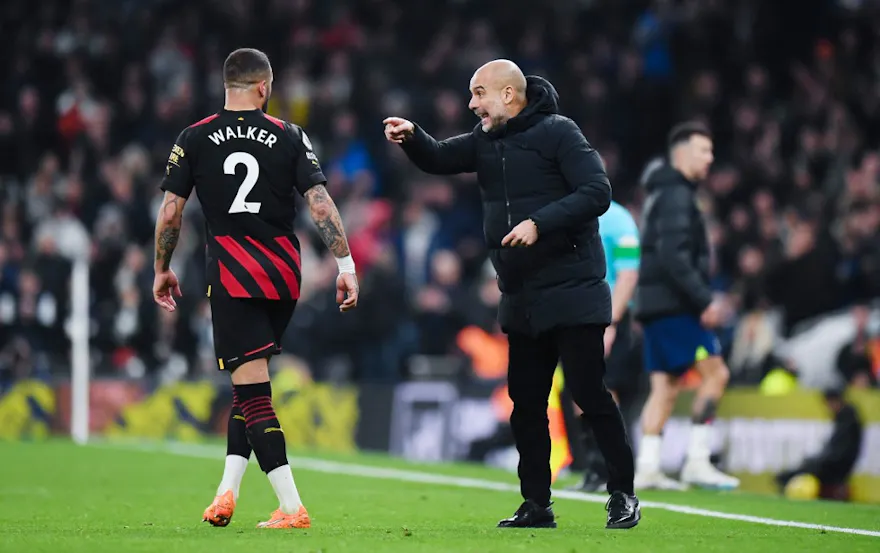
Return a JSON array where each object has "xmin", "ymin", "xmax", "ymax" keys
[{"xmin": 153, "ymin": 48, "xmax": 359, "ymax": 529}]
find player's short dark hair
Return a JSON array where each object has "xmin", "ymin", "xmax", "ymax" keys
[
  {"xmin": 223, "ymin": 48, "xmax": 272, "ymax": 89},
  {"xmin": 668, "ymin": 121, "xmax": 712, "ymax": 149}
]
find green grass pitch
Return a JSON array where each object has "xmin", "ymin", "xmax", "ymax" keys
[{"xmin": 1, "ymin": 440, "xmax": 878, "ymax": 552}]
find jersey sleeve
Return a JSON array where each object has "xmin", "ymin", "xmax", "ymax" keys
[
  {"xmin": 160, "ymin": 127, "xmax": 195, "ymax": 198},
  {"xmin": 286, "ymin": 123, "xmax": 327, "ymax": 195},
  {"xmin": 611, "ymin": 208, "xmax": 641, "ymax": 271}
]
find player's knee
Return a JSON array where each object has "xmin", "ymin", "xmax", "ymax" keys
[
  {"xmin": 715, "ymin": 363, "xmax": 730, "ymax": 388},
  {"xmin": 230, "ymin": 358, "xmax": 270, "ymax": 385},
  {"xmin": 649, "ymin": 375, "xmax": 678, "ymax": 403},
  {"xmin": 701, "ymin": 359, "xmax": 729, "ymax": 390}
]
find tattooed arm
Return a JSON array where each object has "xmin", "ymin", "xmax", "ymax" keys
[
  {"xmin": 152, "ymin": 191, "xmax": 186, "ymax": 311},
  {"xmin": 304, "ymin": 184, "xmax": 359, "ymax": 311},
  {"xmin": 304, "ymin": 184, "xmax": 351, "ymax": 259},
  {"xmin": 154, "ymin": 191, "xmax": 187, "ymax": 271}
]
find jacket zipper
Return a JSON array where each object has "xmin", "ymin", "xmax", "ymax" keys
[{"xmin": 501, "ymin": 144, "xmax": 511, "ymax": 227}]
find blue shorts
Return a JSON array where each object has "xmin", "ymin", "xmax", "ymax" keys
[{"xmin": 642, "ymin": 315, "xmax": 721, "ymax": 374}]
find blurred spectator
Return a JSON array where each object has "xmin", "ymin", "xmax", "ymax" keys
[
  {"xmin": 775, "ymin": 388, "xmax": 864, "ymax": 501},
  {"xmin": 835, "ymin": 305, "xmax": 878, "ymax": 388},
  {"xmin": 413, "ymin": 250, "xmax": 467, "ymax": 356}
]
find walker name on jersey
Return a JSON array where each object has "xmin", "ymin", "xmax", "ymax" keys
[{"xmin": 208, "ymin": 126, "xmax": 278, "ymax": 148}]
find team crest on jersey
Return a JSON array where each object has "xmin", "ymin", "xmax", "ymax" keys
[{"xmin": 301, "ymin": 130, "xmax": 314, "ymax": 151}]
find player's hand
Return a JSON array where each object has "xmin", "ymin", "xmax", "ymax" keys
[
  {"xmin": 700, "ymin": 300, "xmax": 724, "ymax": 329},
  {"xmin": 383, "ymin": 117, "xmax": 415, "ymax": 144},
  {"xmin": 502, "ymin": 219, "xmax": 539, "ymax": 247},
  {"xmin": 603, "ymin": 324, "xmax": 617, "ymax": 358},
  {"xmin": 336, "ymin": 272, "xmax": 359, "ymax": 312},
  {"xmin": 153, "ymin": 270, "xmax": 182, "ymax": 312}
]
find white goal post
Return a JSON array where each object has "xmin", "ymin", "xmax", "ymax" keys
[{"xmin": 70, "ymin": 258, "xmax": 90, "ymax": 445}]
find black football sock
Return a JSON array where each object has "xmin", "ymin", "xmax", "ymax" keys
[
  {"xmin": 234, "ymin": 382, "xmax": 288, "ymax": 473},
  {"xmin": 692, "ymin": 398, "xmax": 718, "ymax": 425},
  {"xmin": 226, "ymin": 389, "xmax": 252, "ymax": 459}
]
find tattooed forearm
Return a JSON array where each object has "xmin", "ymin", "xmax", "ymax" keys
[
  {"xmin": 304, "ymin": 185, "xmax": 350, "ymax": 258},
  {"xmin": 156, "ymin": 226, "xmax": 180, "ymax": 271},
  {"xmin": 155, "ymin": 192, "xmax": 186, "ymax": 271}
]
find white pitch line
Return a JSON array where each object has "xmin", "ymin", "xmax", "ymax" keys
[{"xmin": 100, "ymin": 441, "xmax": 880, "ymax": 538}]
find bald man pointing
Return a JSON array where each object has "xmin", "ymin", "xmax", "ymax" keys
[{"xmin": 385, "ymin": 60, "xmax": 639, "ymax": 530}]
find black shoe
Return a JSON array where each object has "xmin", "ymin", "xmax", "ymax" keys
[
  {"xmin": 605, "ymin": 491, "xmax": 640, "ymax": 529},
  {"xmin": 567, "ymin": 471, "xmax": 606, "ymax": 493},
  {"xmin": 497, "ymin": 500, "xmax": 557, "ymax": 528}
]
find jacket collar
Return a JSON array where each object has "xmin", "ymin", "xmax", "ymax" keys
[
  {"xmin": 477, "ymin": 75, "xmax": 560, "ymax": 139},
  {"xmin": 644, "ymin": 163, "xmax": 698, "ymax": 191}
]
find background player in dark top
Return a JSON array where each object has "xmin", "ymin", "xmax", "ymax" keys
[
  {"xmin": 152, "ymin": 48, "xmax": 359, "ymax": 530},
  {"xmin": 633, "ymin": 123, "xmax": 738, "ymax": 491}
]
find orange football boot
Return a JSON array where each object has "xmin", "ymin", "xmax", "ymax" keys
[
  {"xmin": 202, "ymin": 490, "xmax": 236, "ymax": 527},
  {"xmin": 256, "ymin": 505, "xmax": 311, "ymax": 529}
]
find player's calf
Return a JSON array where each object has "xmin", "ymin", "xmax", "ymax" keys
[
  {"xmin": 683, "ymin": 356, "xmax": 739, "ymax": 490},
  {"xmin": 204, "ymin": 396, "xmax": 252, "ymax": 527},
  {"xmin": 232, "ymin": 362, "xmax": 306, "ymax": 523},
  {"xmin": 636, "ymin": 374, "xmax": 678, "ymax": 472},
  {"xmin": 236, "ymin": 381, "xmax": 288, "ymax": 473},
  {"xmin": 694, "ymin": 356, "xmax": 729, "ymax": 400},
  {"xmin": 688, "ymin": 356, "xmax": 729, "ymax": 464},
  {"xmin": 217, "ymin": 399, "xmax": 252, "ymax": 498},
  {"xmin": 635, "ymin": 373, "xmax": 685, "ymax": 489}
]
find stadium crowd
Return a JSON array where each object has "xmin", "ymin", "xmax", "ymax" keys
[{"xmin": 0, "ymin": 0, "xmax": 878, "ymax": 389}]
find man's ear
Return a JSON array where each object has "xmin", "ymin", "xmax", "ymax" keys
[{"xmin": 504, "ymin": 86, "xmax": 515, "ymax": 105}]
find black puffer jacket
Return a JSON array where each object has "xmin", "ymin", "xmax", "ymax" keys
[
  {"xmin": 401, "ymin": 76, "xmax": 611, "ymax": 335},
  {"xmin": 634, "ymin": 164, "xmax": 713, "ymax": 322}
]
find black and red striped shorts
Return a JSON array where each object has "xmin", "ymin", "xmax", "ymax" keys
[{"xmin": 209, "ymin": 296, "xmax": 297, "ymax": 372}]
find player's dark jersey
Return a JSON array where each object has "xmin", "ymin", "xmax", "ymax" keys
[{"xmin": 160, "ymin": 109, "xmax": 326, "ymax": 301}]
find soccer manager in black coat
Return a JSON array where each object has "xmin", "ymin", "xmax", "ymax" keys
[{"xmin": 384, "ymin": 59, "xmax": 638, "ymax": 530}]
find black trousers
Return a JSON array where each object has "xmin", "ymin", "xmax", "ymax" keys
[{"xmin": 508, "ymin": 324, "xmax": 635, "ymax": 505}]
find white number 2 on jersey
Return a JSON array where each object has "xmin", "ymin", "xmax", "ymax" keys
[{"xmin": 225, "ymin": 151, "xmax": 261, "ymax": 214}]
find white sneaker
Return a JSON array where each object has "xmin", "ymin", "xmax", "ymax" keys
[
  {"xmin": 634, "ymin": 470, "xmax": 688, "ymax": 491},
  {"xmin": 681, "ymin": 461, "xmax": 740, "ymax": 490}
]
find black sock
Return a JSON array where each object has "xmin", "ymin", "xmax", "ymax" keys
[
  {"xmin": 226, "ymin": 389, "xmax": 253, "ymax": 459},
  {"xmin": 234, "ymin": 382, "xmax": 288, "ymax": 473},
  {"xmin": 693, "ymin": 399, "xmax": 718, "ymax": 425}
]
